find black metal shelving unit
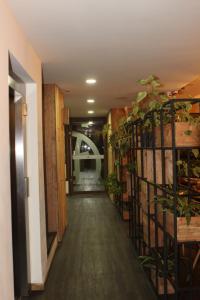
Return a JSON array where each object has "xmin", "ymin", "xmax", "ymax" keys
[
  {"xmin": 130, "ymin": 99, "xmax": 200, "ymax": 299},
  {"xmin": 113, "ymin": 137, "xmax": 133, "ymax": 222}
]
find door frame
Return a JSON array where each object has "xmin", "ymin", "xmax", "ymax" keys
[
  {"xmin": 70, "ymin": 117, "xmax": 107, "ymax": 194},
  {"xmin": 9, "ymin": 81, "xmax": 29, "ymax": 298}
]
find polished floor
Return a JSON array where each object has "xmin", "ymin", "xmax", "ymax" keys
[
  {"xmin": 73, "ymin": 170, "xmax": 105, "ymax": 192},
  {"xmin": 28, "ymin": 194, "xmax": 156, "ymax": 300}
]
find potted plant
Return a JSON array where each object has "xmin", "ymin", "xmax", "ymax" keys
[
  {"xmin": 155, "ymin": 101, "xmax": 200, "ymax": 147},
  {"xmin": 131, "ymin": 75, "xmax": 200, "ymax": 147},
  {"xmin": 139, "ymin": 253, "xmax": 174, "ymax": 295},
  {"xmin": 177, "ymin": 149, "xmax": 200, "ymax": 193},
  {"xmin": 155, "ymin": 194, "xmax": 200, "ymax": 242},
  {"xmin": 104, "ymin": 173, "xmax": 122, "ymax": 198}
]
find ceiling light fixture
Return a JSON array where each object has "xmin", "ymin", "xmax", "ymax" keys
[
  {"xmin": 87, "ymin": 99, "xmax": 95, "ymax": 103},
  {"xmin": 88, "ymin": 110, "xmax": 94, "ymax": 114},
  {"xmin": 86, "ymin": 78, "xmax": 96, "ymax": 85}
]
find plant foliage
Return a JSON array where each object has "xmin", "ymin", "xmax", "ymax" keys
[{"xmin": 104, "ymin": 173, "xmax": 122, "ymax": 196}]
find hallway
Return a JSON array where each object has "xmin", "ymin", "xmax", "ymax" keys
[{"xmin": 28, "ymin": 194, "xmax": 156, "ymax": 300}]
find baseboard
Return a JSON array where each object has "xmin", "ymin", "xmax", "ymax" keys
[
  {"xmin": 30, "ymin": 234, "xmax": 58, "ymax": 291},
  {"xmin": 45, "ymin": 234, "xmax": 58, "ymax": 282},
  {"xmin": 31, "ymin": 283, "xmax": 45, "ymax": 291}
]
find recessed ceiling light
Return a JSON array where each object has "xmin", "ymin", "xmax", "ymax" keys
[
  {"xmin": 88, "ymin": 110, "xmax": 94, "ymax": 114},
  {"xmin": 87, "ymin": 99, "xmax": 95, "ymax": 103},
  {"xmin": 86, "ymin": 78, "xmax": 96, "ymax": 85}
]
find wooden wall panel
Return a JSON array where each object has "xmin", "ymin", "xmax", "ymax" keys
[
  {"xmin": 111, "ymin": 108, "xmax": 125, "ymax": 131},
  {"xmin": 43, "ymin": 85, "xmax": 58, "ymax": 233},
  {"xmin": 43, "ymin": 84, "xmax": 67, "ymax": 241},
  {"xmin": 55, "ymin": 87, "xmax": 67, "ymax": 240}
]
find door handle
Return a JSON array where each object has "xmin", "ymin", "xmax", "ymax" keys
[{"xmin": 24, "ymin": 177, "xmax": 29, "ymax": 198}]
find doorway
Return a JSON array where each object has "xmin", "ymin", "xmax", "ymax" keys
[
  {"xmin": 70, "ymin": 118, "xmax": 106, "ymax": 193},
  {"xmin": 9, "ymin": 75, "xmax": 29, "ymax": 299}
]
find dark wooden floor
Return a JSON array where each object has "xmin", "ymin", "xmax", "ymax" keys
[{"xmin": 28, "ymin": 193, "xmax": 156, "ymax": 300}]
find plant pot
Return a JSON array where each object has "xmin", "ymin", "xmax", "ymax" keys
[
  {"xmin": 151, "ymin": 270, "xmax": 174, "ymax": 295},
  {"xmin": 146, "ymin": 150, "xmax": 173, "ymax": 184},
  {"xmin": 155, "ymin": 122, "xmax": 200, "ymax": 147},
  {"xmin": 123, "ymin": 210, "xmax": 130, "ymax": 221},
  {"xmin": 123, "ymin": 192, "xmax": 129, "ymax": 201},
  {"xmin": 158, "ymin": 210, "xmax": 200, "ymax": 242}
]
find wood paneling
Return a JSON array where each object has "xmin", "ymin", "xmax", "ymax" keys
[
  {"xmin": 43, "ymin": 84, "xmax": 67, "ymax": 241},
  {"xmin": 111, "ymin": 108, "xmax": 125, "ymax": 131}
]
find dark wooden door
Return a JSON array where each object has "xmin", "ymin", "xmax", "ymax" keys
[{"xmin": 9, "ymin": 87, "xmax": 29, "ymax": 298}]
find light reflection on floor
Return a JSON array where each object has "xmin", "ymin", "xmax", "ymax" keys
[{"xmin": 74, "ymin": 170, "xmax": 105, "ymax": 192}]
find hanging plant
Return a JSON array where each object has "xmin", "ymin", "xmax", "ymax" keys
[
  {"xmin": 102, "ymin": 123, "xmax": 110, "ymax": 139},
  {"xmin": 177, "ymin": 149, "xmax": 200, "ymax": 192},
  {"xmin": 128, "ymin": 75, "xmax": 168, "ymax": 127},
  {"xmin": 123, "ymin": 162, "xmax": 136, "ymax": 174},
  {"xmin": 119, "ymin": 137, "xmax": 131, "ymax": 157}
]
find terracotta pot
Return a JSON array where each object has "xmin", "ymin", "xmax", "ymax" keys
[
  {"xmin": 155, "ymin": 122, "xmax": 200, "ymax": 147},
  {"xmin": 123, "ymin": 192, "xmax": 129, "ymax": 202},
  {"xmin": 123, "ymin": 210, "xmax": 129, "ymax": 221}
]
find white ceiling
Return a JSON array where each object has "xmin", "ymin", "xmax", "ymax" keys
[{"xmin": 6, "ymin": 0, "xmax": 200, "ymax": 117}]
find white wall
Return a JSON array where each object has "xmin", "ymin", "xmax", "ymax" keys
[{"xmin": 0, "ymin": 0, "xmax": 47, "ymax": 299}]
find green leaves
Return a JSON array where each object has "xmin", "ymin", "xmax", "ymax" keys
[
  {"xmin": 137, "ymin": 75, "xmax": 158, "ymax": 86},
  {"xmin": 160, "ymin": 93, "xmax": 168, "ymax": 102},
  {"xmin": 102, "ymin": 124, "xmax": 110, "ymax": 138},
  {"xmin": 148, "ymin": 100, "xmax": 163, "ymax": 111},
  {"xmin": 136, "ymin": 91, "xmax": 148, "ymax": 103},
  {"xmin": 155, "ymin": 194, "xmax": 200, "ymax": 225},
  {"xmin": 125, "ymin": 162, "xmax": 136, "ymax": 173},
  {"xmin": 151, "ymin": 79, "xmax": 162, "ymax": 89},
  {"xmin": 176, "ymin": 160, "xmax": 188, "ymax": 177},
  {"xmin": 192, "ymin": 149, "xmax": 199, "ymax": 159},
  {"xmin": 192, "ymin": 166, "xmax": 200, "ymax": 178},
  {"xmin": 132, "ymin": 103, "xmax": 140, "ymax": 115},
  {"xmin": 104, "ymin": 173, "xmax": 122, "ymax": 196},
  {"xmin": 138, "ymin": 254, "xmax": 174, "ymax": 277},
  {"xmin": 114, "ymin": 160, "xmax": 120, "ymax": 167},
  {"xmin": 119, "ymin": 138, "xmax": 130, "ymax": 157}
]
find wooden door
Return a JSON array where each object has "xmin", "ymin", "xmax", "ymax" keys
[
  {"xmin": 55, "ymin": 87, "xmax": 67, "ymax": 240},
  {"xmin": 9, "ymin": 88, "xmax": 29, "ymax": 298}
]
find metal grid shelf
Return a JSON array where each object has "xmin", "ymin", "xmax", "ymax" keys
[{"xmin": 129, "ymin": 98, "xmax": 200, "ymax": 299}]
